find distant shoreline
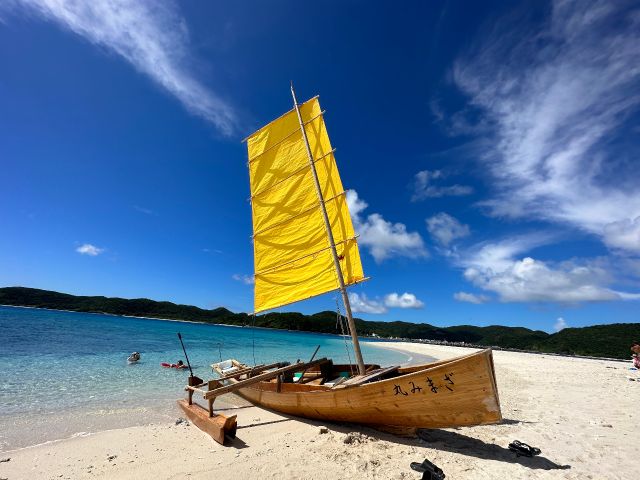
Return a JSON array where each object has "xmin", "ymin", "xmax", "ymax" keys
[
  {"xmin": 2, "ymin": 303, "xmax": 630, "ymax": 364},
  {"xmin": 0, "ymin": 303, "xmax": 373, "ymax": 341},
  {"xmin": 0, "ymin": 303, "xmax": 227, "ymax": 326},
  {"xmin": 2, "ymin": 286, "xmax": 638, "ymax": 359}
]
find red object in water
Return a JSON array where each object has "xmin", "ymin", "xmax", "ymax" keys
[{"xmin": 160, "ymin": 362, "xmax": 188, "ymax": 369}]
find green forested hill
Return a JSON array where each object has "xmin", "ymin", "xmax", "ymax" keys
[{"xmin": 1, "ymin": 287, "xmax": 638, "ymax": 359}]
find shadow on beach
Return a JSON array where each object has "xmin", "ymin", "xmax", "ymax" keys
[
  {"xmin": 238, "ymin": 410, "xmax": 570, "ymax": 471},
  {"xmin": 415, "ymin": 428, "xmax": 571, "ymax": 471},
  {"xmin": 210, "ymin": 397, "xmax": 569, "ymax": 471}
]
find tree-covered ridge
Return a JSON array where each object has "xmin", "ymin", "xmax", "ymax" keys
[{"xmin": 1, "ymin": 287, "xmax": 638, "ymax": 359}]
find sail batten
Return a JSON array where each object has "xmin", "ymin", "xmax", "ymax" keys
[
  {"xmin": 255, "ymin": 234, "xmax": 359, "ymax": 276},
  {"xmin": 242, "ymin": 95, "xmax": 320, "ymax": 143},
  {"xmin": 254, "ymin": 193, "xmax": 355, "ymax": 277},
  {"xmin": 253, "ymin": 190, "xmax": 346, "ymax": 238},
  {"xmin": 247, "ymin": 127, "xmax": 301, "ymax": 165},
  {"xmin": 251, "ymin": 149, "xmax": 336, "ymax": 199},
  {"xmin": 246, "ymin": 97, "xmax": 365, "ymax": 313}
]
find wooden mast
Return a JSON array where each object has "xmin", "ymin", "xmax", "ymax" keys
[{"xmin": 290, "ymin": 83, "xmax": 366, "ymax": 376}]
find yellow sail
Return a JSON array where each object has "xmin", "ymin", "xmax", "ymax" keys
[{"xmin": 246, "ymin": 97, "xmax": 365, "ymax": 313}]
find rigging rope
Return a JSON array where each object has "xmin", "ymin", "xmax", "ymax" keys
[
  {"xmin": 251, "ymin": 312, "xmax": 257, "ymax": 366},
  {"xmin": 335, "ymin": 296, "xmax": 355, "ymax": 377}
]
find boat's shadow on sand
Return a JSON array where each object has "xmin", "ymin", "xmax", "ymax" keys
[
  {"xmin": 414, "ymin": 427, "xmax": 570, "ymax": 471},
  {"xmin": 225, "ymin": 407, "xmax": 570, "ymax": 471}
]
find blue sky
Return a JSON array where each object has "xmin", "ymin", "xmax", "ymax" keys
[{"xmin": 1, "ymin": 0, "xmax": 639, "ymax": 333}]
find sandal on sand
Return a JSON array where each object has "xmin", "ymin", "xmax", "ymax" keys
[
  {"xmin": 508, "ymin": 440, "xmax": 541, "ymax": 457},
  {"xmin": 410, "ymin": 459, "xmax": 446, "ymax": 480}
]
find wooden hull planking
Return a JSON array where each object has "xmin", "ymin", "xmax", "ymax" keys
[{"xmin": 225, "ymin": 349, "xmax": 501, "ymax": 429}]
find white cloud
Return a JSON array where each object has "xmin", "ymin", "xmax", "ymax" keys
[
  {"xmin": 411, "ymin": 170, "xmax": 473, "ymax": 201},
  {"xmin": 554, "ymin": 317, "xmax": 568, "ymax": 332},
  {"xmin": 426, "ymin": 212, "xmax": 470, "ymax": 247},
  {"xmin": 76, "ymin": 243, "xmax": 104, "ymax": 256},
  {"xmin": 348, "ymin": 292, "xmax": 387, "ymax": 314},
  {"xmin": 346, "ymin": 190, "xmax": 427, "ymax": 263},
  {"xmin": 232, "ymin": 274, "xmax": 254, "ymax": 285},
  {"xmin": 451, "ymin": 0, "xmax": 640, "ymax": 255},
  {"xmin": 462, "ymin": 233, "xmax": 552, "ymax": 272},
  {"xmin": 458, "ymin": 236, "xmax": 639, "ymax": 303},
  {"xmin": 454, "ymin": 292, "xmax": 490, "ymax": 304},
  {"xmin": 465, "ymin": 257, "xmax": 620, "ymax": 303},
  {"xmin": 349, "ymin": 291, "xmax": 425, "ymax": 313},
  {"xmin": 383, "ymin": 292, "xmax": 424, "ymax": 309},
  {"xmin": 602, "ymin": 217, "xmax": 640, "ymax": 254},
  {"xmin": 3, "ymin": 0, "xmax": 237, "ymax": 134}
]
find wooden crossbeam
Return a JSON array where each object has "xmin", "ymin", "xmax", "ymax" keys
[
  {"xmin": 203, "ymin": 358, "xmax": 328, "ymax": 400},
  {"xmin": 213, "ymin": 364, "xmax": 263, "ymax": 379},
  {"xmin": 214, "ymin": 361, "xmax": 288, "ymax": 381},
  {"xmin": 339, "ymin": 365, "xmax": 399, "ymax": 387}
]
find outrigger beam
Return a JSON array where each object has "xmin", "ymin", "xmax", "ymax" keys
[
  {"xmin": 180, "ymin": 358, "xmax": 329, "ymax": 445},
  {"xmin": 177, "ymin": 399, "xmax": 237, "ymax": 445},
  {"xmin": 179, "ymin": 375, "xmax": 237, "ymax": 445}
]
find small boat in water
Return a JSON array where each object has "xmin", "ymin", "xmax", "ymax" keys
[{"xmin": 127, "ymin": 352, "xmax": 140, "ymax": 363}]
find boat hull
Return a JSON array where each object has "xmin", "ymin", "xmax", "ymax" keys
[{"xmin": 226, "ymin": 349, "xmax": 501, "ymax": 428}]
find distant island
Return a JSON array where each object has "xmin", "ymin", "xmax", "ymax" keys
[{"xmin": 1, "ymin": 286, "xmax": 638, "ymax": 359}]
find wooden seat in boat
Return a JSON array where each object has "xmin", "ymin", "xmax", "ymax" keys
[
  {"xmin": 324, "ymin": 376, "xmax": 347, "ymax": 388},
  {"xmin": 338, "ymin": 365, "xmax": 399, "ymax": 387}
]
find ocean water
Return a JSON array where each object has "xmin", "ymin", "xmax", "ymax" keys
[{"xmin": 0, "ymin": 306, "xmax": 411, "ymax": 450}]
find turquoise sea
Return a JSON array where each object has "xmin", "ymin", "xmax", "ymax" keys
[{"xmin": 0, "ymin": 305, "xmax": 413, "ymax": 451}]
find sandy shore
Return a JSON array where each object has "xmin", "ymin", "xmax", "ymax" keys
[{"xmin": 1, "ymin": 343, "xmax": 638, "ymax": 480}]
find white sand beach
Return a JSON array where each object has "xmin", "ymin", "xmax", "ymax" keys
[{"xmin": 1, "ymin": 342, "xmax": 637, "ymax": 480}]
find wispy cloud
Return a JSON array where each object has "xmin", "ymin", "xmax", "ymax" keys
[
  {"xmin": 453, "ymin": 292, "xmax": 489, "ymax": 304},
  {"xmin": 602, "ymin": 217, "xmax": 640, "ymax": 254},
  {"xmin": 451, "ymin": 0, "xmax": 640, "ymax": 255},
  {"xmin": 347, "ymin": 190, "xmax": 427, "ymax": 263},
  {"xmin": 3, "ymin": 0, "xmax": 237, "ymax": 134},
  {"xmin": 411, "ymin": 170, "xmax": 473, "ymax": 201},
  {"xmin": 458, "ymin": 235, "xmax": 639, "ymax": 303},
  {"xmin": 232, "ymin": 274, "xmax": 254, "ymax": 285},
  {"xmin": 426, "ymin": 212, "xmax": 470, "ymax": 248},
  {"xmin": 554, "ymin": 317, "xmax": 568, "ymax": 332},
  {"xmin": 133, "ymin": 205, "xmax": 157, "ymax": 216},
  {"xmin": 76, "ymin": 243, "xmax": 104, "ymax": 256}
]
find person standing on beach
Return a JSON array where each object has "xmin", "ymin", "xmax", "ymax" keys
[{"xmin": 632, "ymin": 342, "xmax": 640, "ymax": 369}]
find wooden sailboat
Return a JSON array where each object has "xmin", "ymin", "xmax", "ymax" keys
[{"xmin": 180, "ymin": 85, "xmax": 502, "ymax": 444}]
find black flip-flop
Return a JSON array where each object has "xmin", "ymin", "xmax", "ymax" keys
[
  {"xmin": 410, "ymin": 459, "xmax": 445, "ymax": 480},
  {"xmin": 508, "ymin": 440, "xmax": 541, "ymax": 457}
]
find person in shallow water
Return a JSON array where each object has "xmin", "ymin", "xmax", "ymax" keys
[
  {"xmin": 176, "ymin": 360, "xmax": 184, "ymax": 367},
  {"xmin": 128, "ymin": 352, "xmax": 141, "ymax": 362},
  {"xmin": 631, "ymin": 342, "xmax": 640, "ymax": 369}
]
